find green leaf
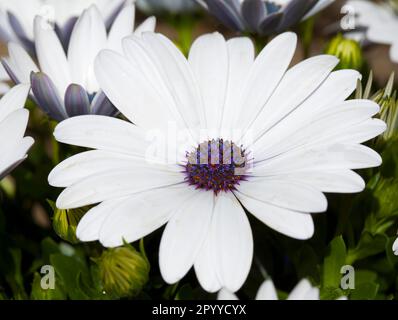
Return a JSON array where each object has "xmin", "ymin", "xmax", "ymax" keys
[
  {"xmin": 380, "ymin": 138, "xmax": 398, "ymax": 177},
  {"xmin": 50, "ymin": 253, "xmax": 89, "ymax": 300},
  {"xmin": 322, "ymin": 236, "xmax": 347, "ymax": 289},
  {"xmin": 30, "ymin": 273, "xmax": 66, "ymax": 300},
  {"xmin": 341, "ymin": 270, "xmax": 380, "ymax": 300},
  {"xmin": 370, "ymin": 177, "xmax": 398, "ymax": 222},
  {"xmin": 320, "ymin": 287, "xmax": 346, "ymax": 300},
  {"xmin": 49, "ymin": 252, "xmax": 105, "ymax": 300},
  {"xmin": 292, "ymin": 244, "xmax": 320, "ymax": 283},
  {"xmin": 40, "ymin": 237, "xmax": 61, "ymax": 264},
  {"xmin": 350, "ymin": 282, "xmax": 379, "ymax": 300},
  {"xmin": 0, "ymin": 207, "xmax": 5, "ymax": 236},
  {"xmin": 355, "ymin": 270, "xmax": 378, "ymax": 285},
  {"xmin": 5, "ymin": 249, "xmax": 27, "ymax": 300},
  {"xmin": 175, "ymin": 284, "xmax": 194, "ymax": 300},
  {"xmin": 163, "ymin": 283, "xmax": 179, "ymax": 300},
  {"xmin": 347, "ymin": 232, "xmax": 388, "ymax": 264}
]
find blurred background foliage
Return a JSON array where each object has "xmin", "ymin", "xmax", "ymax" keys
[{"xmin": 0, "ymin": 0, "xmax": 397, "ymax": 300}]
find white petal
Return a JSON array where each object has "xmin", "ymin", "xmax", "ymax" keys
[
  {"xmin": 121, "ymin": 36, "xmax": 190, "ymax": 131},
  {"xmin": 0, "ymin": 84, "xmax": 30, "ymax": 122},
  {"xmin": 97, "ymin": 0, "xmax": 125, "ymax": 21},
  {"xmin": 235, "ymin": 191, "xmax": 314, "ymax": 240},
  {"xmin": 68, "ymin": 5, "xmax": 107, "ymax": 93},
  {"xmin": 0, "ymin": 82, "xmax": 10, "ymax": 95},
  {"xmin": 287, "ymin": 279, "xmax": 320, "ymax": 300},
  {"xmin": 277, "ymin": 169, "xmax": 366, "ymax": 194},
  {"xmin": 366, "ymin": 21, "xmax": 397, "ymax": 45},
  {"xmin": 0, "ymin": 109, "xmax": 29, "ymax": 151},
  {"xmin": 76, "ymin": 197, "xmax": 129, "ymax": 242},
  {"xmin": 134, "ymin": 16, "xmax": 156, "ymax": 35},
  {"xmin": 249, "ymin": 55, "xmax": 339, "ymax": 141},
  {"xmin": 221, "ymin": 37, "xmax": 255, "ymax": 134},
  {"xmin": 305, "ymin": 287, "xmax": 321, "ymax": 300},
  {"xmin": 253, "ymin": 69, "xmax": 361, "ymax": 157},
  {"xmin": 0, "ymin": 136, "xmax": 34, "ymax": 174},
  {"xmin": 9, "ymin": 136, "xmax": 34, "ymax": 159},
  {"xmin": 49, "ymin": 149, "xmax": 180, "ymax": 188},
  {"xmin": 254, "ymin": 143, "xmax": 382, "ymax": 175},
  {"xmin": 159, "ymin": 191, "xmax": 214, "ymax": 284},
  {"xmin": 212, "ymin": 193, "xmax": 253, "ymax": 292},
  {"xmin": 235, "ymin": 32, "xmax": 297, "ymax": 132},
  {"xmin": 141, "ymin": 32, "xmax": 204, "ymax": 129},
  {"xmin": 255, "ymin": 280, "xmax": 278, "ymax": 300},
  {"xmin": 390, "ymin": 42, "xmax": 398, "ymax": 63},
  {"xmin": 34, "ymin": 16, "xmax": 71, "ymax": 96},
  {"xmin": 305, "ymin": 69, "xmax": 361, "ymax": 112},
  {"xmin": 188, "ymin": 32, "xmax": 228, "ymax": 132},
  {"xmin": 348, "ymin": 0, "xmax": 395, "ymax": 31},
  {"xmin": 393, "ymin": 237, "xmax": 398, "ymax": 255},
  {"xmin": 55, "ymin": 168, "xmax": 184, "ymax": 209},
  {"xmin": 237, "ymin": 178, "xmax": 327, "ymax": 212},
  {"xmin": 107, "ymin": 4, "xmax": 135, "ymax": 54},
  {"xmin": 0, "ymin": 64, "xmax": 8, "ymax": 81},
  {"xmin": 7, "ymin": 42, "xmax": 39, "ymax": 84},
  {"xmin": 94, "ymin": 49, "xmax": 176, "ymax": 130},
  {"xmin": 217, "ymin": 289, "xmax": 238, "ymax": 300},
  {"xmin": 53, "ymin": 115, "xmax": 149, "ymax": 156},
  {"xmin": 255, "ymin": 99, "xmax": 382, "ymax": 160},
  {"xmin": 99, "ymin": 185, "xmax": 199, "ymax": 247},
  {"xmin": 194, "ymin": 232, "xmax": 222, "ymax": 293},
  {"xmin": 331, "ymin": 118, "xmax": 386, "ymax": 145}
]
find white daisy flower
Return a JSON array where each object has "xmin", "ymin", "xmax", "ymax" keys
[
  {"xmin": 218, "ymin": 279, "xmax": 347, "ymax": 300},
  {"xmin": 346, "ymin": 0, "xmax": 398, "ymax": 63},
  {"xmin": 49, "ymin": 31, "xmax": 385, "ymax": 293},
  {"xmin": 0, "ymin": 0, "xmax": 127, "ymax": 53},
  {"xmin": 393, "ymin": 236, "xmax": 398, "ymax": 255},
  {"xmin": 0, "ymin": 84, "xmax": 33, "ymax": 180},
  {"xmin": 137, "ymin": 0, "xmax": 199, "ymax": 14},
  {"xmin": 2, "ymin": 3, "xmax": 156, "ymax": 121}
]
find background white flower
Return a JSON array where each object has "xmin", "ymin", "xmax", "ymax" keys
[
  {"xmin": 393, "ymin": 236, "xmax": 398, "ymax": 255},
  {"xmin": 48, "ymin": 31, "xmax": 385, "ymax": 293},
  {"xmin": 218, "ymin": 279, "xmax": 347, "ymax": 300},
  {"xmin": 0, "ymin": 84, "xmax": 33, "ymax": 180},
  {"xmin": 2, "ymin": 3, "xmax": 156, "ymax": 120},
  {"xmin": 137, "ymin": 0, "xmax": 199, "ymax": 14},
  {"xmin": 196, "ymin": 0, "xmax": 334, "ymax": 36},
  {"xmin": 346, "ymin": 0, "xmax": 398, "ymax": 63},
  {"xmin": 0, "ymin": 0, "xmax": 127, "ymax": 53},
  {"xmin": 218, "ymin": 279, "xmax": 319, "ymax": 300}
]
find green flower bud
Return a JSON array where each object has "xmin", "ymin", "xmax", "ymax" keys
[
  {"xmin": 375, "ymin": 93, "xmax": 398, "ymax": 142},
  {"xmin": 49, "ymin": 200, "xmax": 85, "ymax": 244},
  {"xmin": 356, "ymin": 71, "xmax": 397, "ymax": 144},
  {"xmin": 95, "ymin": 245, "xmax": 149, "ymax": 298},
  {"xmin": 372, "ymin": 73, "xmax": 397, "ymax": 142},
  {"xmin": 325, "ymin": 34, "xmax": 363, "ymax": 70}
]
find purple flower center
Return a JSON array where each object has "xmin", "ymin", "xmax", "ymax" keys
[{"xmin": 184, "ymin": 139, "xmax": 249, "ymax": 194}]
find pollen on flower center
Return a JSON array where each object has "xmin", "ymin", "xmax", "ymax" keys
[{"xmin": 184, "ymin": 139, "xmax": 249, "ymax": 194}]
